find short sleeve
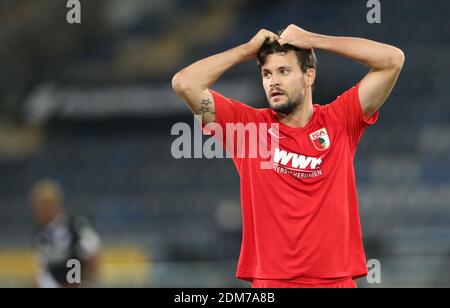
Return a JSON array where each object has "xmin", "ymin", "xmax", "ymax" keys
[
  {"xmin": 328, "ymin": 83, "xmax": 379, "ymax": 148},
  {"xmin": 203, "ymin": 90, "xmax": 258, "ymax": 159},
  {"xmin": 209, "ymin": 89, "xmax": 255, "ymax": 126}
]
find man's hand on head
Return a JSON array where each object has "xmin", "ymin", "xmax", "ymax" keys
[
  {"xmin": 278, "ymin": 24, "xmax": 316, "ymax": 49},
  {"xmin": 243, "ymin": 29, "xmax": 279, "ymax": 60}
]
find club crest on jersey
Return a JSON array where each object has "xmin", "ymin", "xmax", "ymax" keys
[{"xmin": 309, "ymin": 128, "xmax": 330, "ymax": 151}]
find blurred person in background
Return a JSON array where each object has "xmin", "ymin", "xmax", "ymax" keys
[
  {"xmin": 30, "ymin": 180, "xmax": 101, "ymax": 288},
  {"xmin": 172, "ymin": 24, "xmax": 404, "ymax": 288}
]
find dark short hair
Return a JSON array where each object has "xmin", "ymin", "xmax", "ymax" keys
[{"xmin": 257, "ymin": 40, "xmax": 317, "ymax": 73}]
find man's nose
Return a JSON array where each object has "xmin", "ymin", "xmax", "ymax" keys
[{"xmin": 270, "ymin": 74, "xmax": 280, "ymax": 87}]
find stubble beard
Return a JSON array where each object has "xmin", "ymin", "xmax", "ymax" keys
[{"xmin": 269, "ymin": 93, "xmax": 303, "ymax": 115}]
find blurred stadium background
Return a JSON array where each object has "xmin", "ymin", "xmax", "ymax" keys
[{"xmin": 0, "ymin": 0, "xmax": 449, "ymax": 287}]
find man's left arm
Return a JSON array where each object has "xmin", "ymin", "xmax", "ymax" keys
[{"xmin": 279, "ymin": 25, "xmax": 405, "ymax": 119}]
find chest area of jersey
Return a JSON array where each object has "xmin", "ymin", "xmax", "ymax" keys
[{"xmin": 263, "ymin": 125, "xmax": 337, "ymax": 179}]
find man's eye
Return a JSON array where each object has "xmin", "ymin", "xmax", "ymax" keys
[
  {"xmin": 281, "ymin": 70, "xmax": 289, "ymax": 75},
  {"xmin": 263, "ymin": 73, "xmax": 271, "ymax": 78}
]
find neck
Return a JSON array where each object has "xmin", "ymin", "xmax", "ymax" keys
[{"xmin": 277, "ymin": 94, "xmax": 314, "ymax": 128}]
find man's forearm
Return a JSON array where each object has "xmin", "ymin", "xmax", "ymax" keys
[
  {"xmin": 173, "ymin": 29, "xmax": 279, "ymax": 94},
  {"xmin": 278, "ymin": 25, "xmax": 404, "ymax": 117},
  {"xmin": 173, "ymin": 44, "xmax": 249, "ymax": 92},
  {"xmin": 310, "ymin": 34, "xmax": 404, "ymax": 70},
  {"xmin": 172, "ymin": 29, "xmax": 278, "ymax": 124}
]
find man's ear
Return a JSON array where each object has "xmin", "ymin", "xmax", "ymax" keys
[{"xmin": 306, "ymin": 68, "xmax": 316, "ymax": 88}]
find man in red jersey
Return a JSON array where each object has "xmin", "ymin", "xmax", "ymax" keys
[{"xmin": 172, "ymin": 24, "xmax": 404, "ymax": 288}]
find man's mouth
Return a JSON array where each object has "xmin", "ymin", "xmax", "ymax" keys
[{"xmin": 270, "ymin": 90, "xmax": 285, "ymax": 99}]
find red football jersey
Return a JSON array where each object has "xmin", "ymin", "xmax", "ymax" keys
[{"xmin": 207, "ymin": 83, "xmax": 378, "ymax": 281}]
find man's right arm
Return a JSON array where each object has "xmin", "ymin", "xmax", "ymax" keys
[{"xmin": 171, "ymin": 30, "xmax": 279, "ymax": 125}]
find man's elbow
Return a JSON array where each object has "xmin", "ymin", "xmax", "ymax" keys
[
  {"xmin": 172, "ymin": 72, "xmax": 189, "ymax": 95},
  {"xmin": 390, "ymin": 47, "xmax": 405, "ymax": 70}
]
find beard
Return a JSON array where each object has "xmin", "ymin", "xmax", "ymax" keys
[{"xmin": 269, "ymin": 94, "xmax": 303, "ymax": 115}]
